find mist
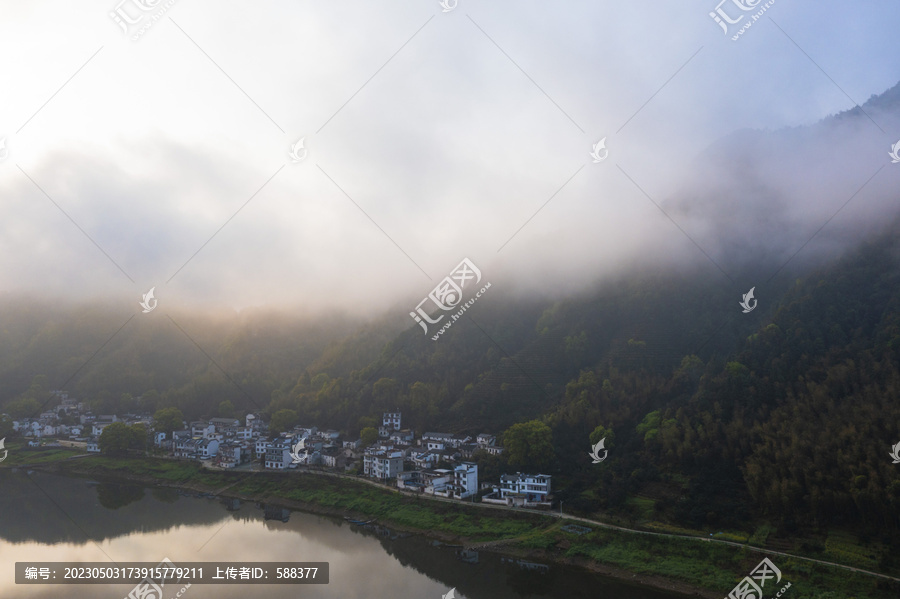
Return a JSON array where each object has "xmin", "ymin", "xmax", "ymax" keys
[{"xmin": 1, "ymin": 0, "xmax": 898, "ymax": 317}]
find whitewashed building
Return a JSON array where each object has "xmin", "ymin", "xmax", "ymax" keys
[
  {"xmin": 363, "ymin": 448, "xmax": 404, "ymax": 481},
  {"xmin": 382, "ymin": 412, "xmax": 401, "ymax": 431}
]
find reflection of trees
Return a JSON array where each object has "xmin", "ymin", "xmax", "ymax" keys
[
  {"xmin": 96, "ymin": 483, "xmax": 145, "ymax": 510},
  {"xmin": 358, "ymin": 527, "xmax": 680, "ymax": 599},
  {"xmin": 150, "ymin": 487, "xmax": 179, "ymax": 503},
  {"xmin": 0, "ymin": 472, "xmax": 230, "ymax": 544},
  {"xmin": 503, "ymin": 560, "xmax": 556, "ymax": 597}
]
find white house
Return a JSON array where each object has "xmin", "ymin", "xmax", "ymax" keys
[
  {"xmin": 499, "ymin": 473, "xmax": 552, "ymax": 504},
  {"xmin": 173, "ymin": 438, "xmax": 194, "ymax": 458},
  {"xmin": 321, "ymin": 447, "xmax": 342, "ymax": 468},
  {"xmin": 86, "ymin": 438, "xmax": 100, "ymax": 453},
  {"xmin": 426, "ymin": 439, "xmax": 447, "ymax": 451},
  {"xmin": 196, "ymin": 438, "xmax": 219, "ymax": 459},
  {"xmin": 389, "ymin": 430, "xmax": 414, "ymax": 445},
  {"xmin": 190, "ymin": 421, "xmax": 216, "ymax": 439},
  {"xmin": 92, "ymin": 422, "xmax": 113, "ymax": 437},
  {"xmin": 382, "ymin": 411, "xmax": 401, "ymax": 431},
  {"xmin": 216, "ymin": 442, "xmax": 242, "ymax": 468},
  {"xmin": 452, "ymin": 462, "xmax": 478, "ymax": 499},
  {"xmin": 363, "ymin": 448, "xmax": 404, "ymax": 481},
  {"xmin": 255, "ymin": 438, "xmax": 272, "ymax": 458},
  {"xmin": 294, "ymin": 425, "xmax": 318, "ymax": 438},
  {"xmin": 209, "ymin": 417, "xmax": 240, "ymax": 432},
  {"xmin": 233, "ymin": 426, "xmax": 253, "ymax": 440},
  {"xmin": 305, "ymin": 436, "xmax": 325, "ymax": 452},
  {"xmin": 265, "ymin": 439, "xmax": 294, "ymax": 469},
  {"xmin": 451, "ymin": 434, "xmax": 472, "ymax": 448},
  {"xmin": 171, "ymin": 430, "xmax": 191, "ymax": 444},
  {"xmin": 476, "ymin": 433, "xmax": 496, "ymax": 447},
  {"xmin": 425, "ymin": 463, "xmax": 478, "ymax": 499},
  {"xmin": 411, "ymin": 450, "xmax": 441, "ymax": 469},
  {"xmin": 422, "ymin": 432, "xmax": 454, "ymax": 445}
]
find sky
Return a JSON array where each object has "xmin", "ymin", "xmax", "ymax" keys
[{"xmin": 1, "ymin": 0, "xmax": 899, "ymax": 315}]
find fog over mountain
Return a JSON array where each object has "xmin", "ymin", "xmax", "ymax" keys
[
  {"xmin": 1, "ymin": 1, "xmax": 899, "ymax": 315},
  {"xmin": 670, "ymin": 81, "xmax": 900, "ymax": 284}
]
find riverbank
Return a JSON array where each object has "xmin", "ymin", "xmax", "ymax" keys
[{"xmin": 7, "ymin": 450, "xmax": 899, "ymax": 599}]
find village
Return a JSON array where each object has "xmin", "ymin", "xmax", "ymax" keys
[{"xmin": 10, "ymin": 391, "xmax": 553, "ymax": 510}]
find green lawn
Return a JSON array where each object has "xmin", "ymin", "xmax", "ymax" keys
[{"xmin": 2, "ymin": 443, "xmax": 85, "ymax": 464}]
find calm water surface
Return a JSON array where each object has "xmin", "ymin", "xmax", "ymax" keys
[{"xmin": 0, "ymin": 470, "xmax": 694, "ymax": 599}]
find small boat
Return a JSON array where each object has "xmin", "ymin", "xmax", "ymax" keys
[{"xmin": 344, "ymin": 517, "xmax": 374, "ymax": 525}]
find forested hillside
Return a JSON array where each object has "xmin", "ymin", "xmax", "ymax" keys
[{"xmin": 2, "ymin": 220, "xmax": 900, "ymax": 551}]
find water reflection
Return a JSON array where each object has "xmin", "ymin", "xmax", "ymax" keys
[{"xmin": 0, "ymin": 470, "xmax": 692, "ymax": 599}]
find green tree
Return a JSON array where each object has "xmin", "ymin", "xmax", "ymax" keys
[
  {"xmin": 357, "ymin": 415, "xmax": 377, "ymax": 430},
  {"xmin": 589, "ymin": 424, "xmax": 615, "ymax": 449},
  {"xmin": 503, "ymin": 420, "xmax": 554, "ymax": 471},
  {"xmin": 99, "ymin": 422, "xmax": 133, "ymax": 456},
  {"xmin": 636, "ymin": 410, "xmax": 661, "ymax": 442},
  {"xmin": 23, "ymin": 375, "xmax": 49, "ymax": 401},
  {"xmin": 120, "ymin": 393, "xmax": 137, "ymax": 412},
  {"xmin": 373, "ymin": 378, "xmax": 399, "ymax": 404},
  {"xmin": 0, "ymin": 415, "xmax": 14, "ymax": 440},
  {"xmin": 472, "ymin": 449, "xmax": 504, "ymax": 482},
  {"xmin": 360, "ymin": 426, "xmax": 379, "ymax": 446},
  {"xmin": 129, "ymin": 423, "xmax": 148, "ymax": 452},
  {"xmin": 140, "ymin": 389, "xmax": 161, "ymax": 413},
  {"xmin": 270, "ymin": 409, "xmax": 298, "ymax": 433},
  {"xmin": 153, "ymin": 407, "xmax": 185, "ymax": 439},
  {"xmin": 217, "ymin": 400, "xmax": 236, "ymax": 418},
  {"xmin": 4, "ymin": 397, "xmax": 41, "ymax": 419},
  {"xmin": 96, "ymin": 483, "xmax": 145, "ymax": 510}
]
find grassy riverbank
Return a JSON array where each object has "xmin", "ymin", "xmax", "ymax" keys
[{"xmin": 6, "ymin": 447, "xmax": 899, "ymax": 599}]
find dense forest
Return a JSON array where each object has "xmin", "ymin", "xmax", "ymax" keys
[{"xmin": 2, "ymin": 219, "xmax": 900, "ymax": 552}]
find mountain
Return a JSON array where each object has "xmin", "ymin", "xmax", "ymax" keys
[{"xmin": 3, "ymin": 81, "xmax": 900, "ymax": 550}]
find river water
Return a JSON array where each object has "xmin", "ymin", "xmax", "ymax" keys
[{"xmin": 0, "ymin": 470, "xmax": 694, "ymax": 598}]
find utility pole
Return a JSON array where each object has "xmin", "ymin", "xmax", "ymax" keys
[{"xmin": 559, "ymin": 500, "xmax": 563, "ymax": 517}]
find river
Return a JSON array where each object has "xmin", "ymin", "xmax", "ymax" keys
[{"xmin": 0, "ymin": 470, "xmax": 695, "ymax": 598}]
